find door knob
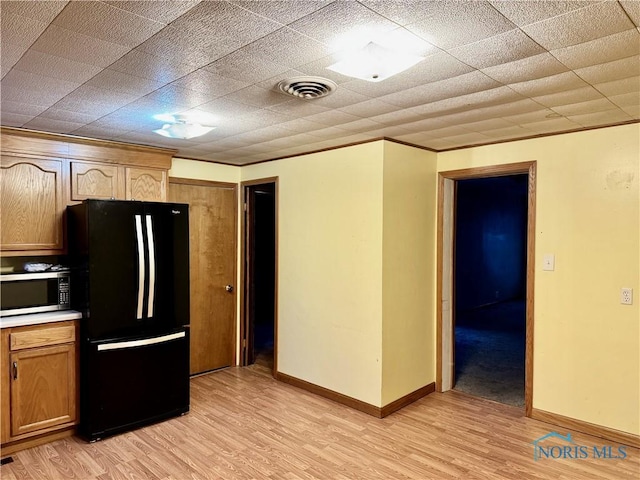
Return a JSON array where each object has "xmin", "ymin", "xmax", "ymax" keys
[{"xmin": 225, "ymin": 285, "xmax": 234, "ymax": 293}]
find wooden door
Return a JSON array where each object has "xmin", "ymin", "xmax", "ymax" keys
[
  {"xmin": 169, "ymin": 179, "xmax": 237, "ymax": 375},
  {"xmin": 10, "ymin": 343, "xmax": 76, "ymax": 437}
]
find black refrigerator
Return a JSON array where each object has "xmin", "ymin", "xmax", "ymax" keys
[{"xmin": 67, "ymin": 199, "xmax": 190, "ymax": 442}]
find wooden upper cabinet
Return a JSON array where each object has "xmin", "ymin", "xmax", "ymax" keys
[
  {"xmin": 1, "ymin": 156, "xmax": 64, "ymax": 252},
  {"xmin": 70, "ymin": 161, "xmax": 124, "ymax": 201},
  {"xmin": 126, "ymin": 167, "xmax": 167, "ymax": 202}
]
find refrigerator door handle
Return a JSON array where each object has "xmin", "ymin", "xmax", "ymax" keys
[
  {"xmin": 135, "ymin": 215, "xmax": 145, "ymax": 319},
  {"xmin": 97, "ymin": 331, "xmax": 186, "ymax": 351},
  {"xmin": 145, "ymin": 215, "xmax": 156, "ymax": 318}
]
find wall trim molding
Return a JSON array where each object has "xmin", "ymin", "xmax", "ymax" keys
[
  {"xmin": 530, "ymin": 408, "xmax": 640, "ymax": 449},
  {"xmin": 380, "ymin": 383, "xmax": 436, "ymax": 417},
  {"xmin": 275, "ymin": 372, "xmax": 435, "ymax": 418}
]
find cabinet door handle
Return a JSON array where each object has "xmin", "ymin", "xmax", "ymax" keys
[{"xmin": 12, "ymin": 362, "xmax": 17, "ymax": 380}]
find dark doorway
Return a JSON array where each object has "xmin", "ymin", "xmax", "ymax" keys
[
  {"xmin": 453, "ymin": 175, "xmax": 528, "ymax": 407},
  {"xmin": 243, "ymin": 181, "xmax": 276, "ymax": 372}
]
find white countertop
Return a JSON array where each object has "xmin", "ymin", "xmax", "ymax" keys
[{"xmin": 0, "ymin": 310, "xmax": 82, "ymax": 329}]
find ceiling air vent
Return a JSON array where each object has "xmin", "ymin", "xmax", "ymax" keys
[{"xmin": 277, "ymin": 76, "xmax": 337, "ymax": 99}]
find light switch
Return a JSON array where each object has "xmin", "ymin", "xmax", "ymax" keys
[{"xmin": 543, "ymin": 254, "xmax": 555, "ymax": 271}]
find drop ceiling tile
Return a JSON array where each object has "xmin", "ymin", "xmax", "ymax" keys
[
  {"xmin": 310, "ymin": 87, "xmax": 371, "ymax": 109},
  {"xmin": 303, "ymin": 110, "xmax": 362, "ymax": 127},
  {"xmin": 108, "ymin": 49, "xmax": 195, "ymax": 83},
  {"xmin": 594, "ymin": 76, "xmax": 640, "ymax": 97},
  {"xmin": 170, "ymin": 70, "xmax": 249, "ymax": 98},
  {"xmin": 204, "ymin": 51, "xmax": 290, "ymax": 84},
  {"xmin": 1, "ymin": 1, "xmax": 69, "ymax": 22},
  {"xmin": 168, "ymin": 1, "xmax": 283, "ymax": 52},
  {"xmin": 276, "ymin": 118, "xmax": 329, "ymax": 134},
  {"xmin": 532, "ymin": 86, "xmax": 604, "ymax": 108},
  {"xmin": 393, "ymin": 132, "xmax": 439, "ymax": 146},
  {"xmin": 489, "ymin": 1, "xmax": 597, "ymax": 27},
  {"xmin": 380, "ymin": 71, "xmax": 501, "ymax": 108},
  {"xmin": 103, "ymin": 1, "xmax": 201, "ymax": 24},
  {"xmin": 305, "ymin": 126, "xmax": 351, "ymax": 140},
  {"xmin": 364, "ymin": 125, "xmax": 413, "ymax": 137},
  {"xmin": 242, "ymin": 109, "xmax": 295, "ymax": 129},
  {"xmin": 1, "ymin": 12, "xmax": 50, "ymax": 49},
  {"xmin": 0, "ymin": 112, "xmax": 35, "ymax": 127},
  {"xmin": 550, "ymin": 98, "xmax": 619, "ymax": 116},
  {"xmin": 197, "ymin": 97, "xmax": 262, "ymax": 118},
  {"xmin": 482, "ymin": 52, "xmax": 570, "ymax": 84},
  {"xmin": 1, "ymin": 44, "xmax": 26, "ymax": 78},
  {"xmin": 238, "ymin": 28, "xmax": 332, "ymax": 69},
  {"xmin": 621, "ymin": 104, "xmax": 640, "ymax": 118},
  {"xmin": 403, "ymin": 48, "xmax": 478, "ymax": 80},
  {"xmin": 222, "ymin": 86, "xmax": 292, "ymax": 109},
  {"xmin": 474, "ymin": 98, "xmax": 547, "ymax": 117},
  {"xmin": 620, "ymin": 1, "xmax": 640, "ymax": 27},
  {"xmin": 230, "ymin": 0, "xmax": 333, "ymax": 25},
  {"xmin": 608, "ymin": 92, "xmax": 640, "ymax": 108},
  {"xmin": 0, "ymin": 101, "xmax": 49, "ymax": 116},
  {"xmin": 338, "ymin": 99, "xmax": 399, "ymax": 118},
  {"xmin": 295, "ymin": 55, "xmax": 360, "ymax": 86},
  {"xmin": 396, "ymin": 117, "xmax": 450, "ymax": 133},
  {"xmin": 135, "ymin": 28, "xmax": 233, "ymax": 68},
  {"xmin": 522, "ymin": 2, "xmax": 634, "ymax": 50},
  {"xmin": 266, "ymin": 100, "xmax": 332, "ymax": 118},
  {"xmin": 365, "ymin": 0, "xmax": 453, "ymax": 26},
  {"xmin": 142, "ymin": 84, "xmax": 219, "ymax": 108},
  {"xmin": 287, "ymin": 1, "xmax": 397, "ymax": 49},
  {"xmin": 481, "ymin": 124, "xmax": 536, "ymax": 139},
  {"xmin": 449, "ymin": 29, "xmax": 545, "ymax": 69},
  {"xmin": 84, "ymin": 70, "xmax": 164, "ymax": 97},
  {"xmin": 406, "ymin": 1, "xmax": 516, "ymax": 50},
  {"xmin": 31, "ymin": 25, "xmax": 131, "ymax": 68},
  {"xmin": 1, "ymin": 70, "xmax": 81, "ymax": 106},
  {"xmin": 508, "ymin": 71, "xmax": 590, "ymax": 97},
  {"xmin": 339, "ymin": 75, "xmax": 423, "ymax": 99},
  {"xmin": 337, "ymin": 118, "xmax": 383, "ymax": 133},
  {"xmin": 457, "ymin": 118, "xmax": 518, "ymax": 132},
  {"xmin": 37, "ymin": 108, "xmax": 103, "ymax": 124},
  {"xmin": 53, "ymin": 1, "xmax": 165, "ymax": 48},
  {"xmin": 551, "ymin": 29, "xmax": 640, "ymax": 69},
  {"xmin": 12, "ymin": 50, "xmax": 102, "ymax": 84},
  {"xmin": 520, "ymin": 117, "xmax": 582, "ymax": 133},
  {"xmin": 567, "ymin": 108, "xmax": 633, "ymax": 127},
  {"xmin": 574, "ymin": 55, "xmax": 640, "ymax": 85},
  {"xmin": 369, "ymin": 107, "xmax": 425, "ymax": 126},
  {"xmin": 51, "ymin": 85, "xmax": 139, "ymax": 115},
  {"xmin": 502, "ymin": 109, "xmax": 562, "ymax": 124},
  {"xmin": 23, "ymin": 117, "xmax": 86, "ymax": 133}
]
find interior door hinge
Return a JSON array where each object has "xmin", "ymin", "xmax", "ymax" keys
[
  {"xmin": 243, "ymin": 203, "xmax": 247, "ymax": 212},
  {"xmin": 242, "ymin": 339, "xmax": 247, "ymax": 348}
]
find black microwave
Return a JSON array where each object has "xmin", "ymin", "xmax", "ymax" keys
[{"xmin": 0, "ymin": 271, "xmax": 70, "ymax": 316}]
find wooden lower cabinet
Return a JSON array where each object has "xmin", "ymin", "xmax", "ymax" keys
[{"xmin": 0, "ymin": 321, "xmax": 79, "ymax": 453}]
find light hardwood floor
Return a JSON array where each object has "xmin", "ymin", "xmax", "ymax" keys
[{"xmin": 1, "ymin": 364, "xmax": 638, "ymax": 479}]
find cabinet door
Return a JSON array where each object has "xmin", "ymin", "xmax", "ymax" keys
[
  {"xmin": 125, "ymin": 167, "xmax": 166, "ymax": 202},
  {"xmin": 1, "ymin": 156, "xmax": 64, "ymax": 251},
  {"xmin": 70, "ymin": 161, "xmax": 124, "ymax": 201},
  {"xmin": 10, "ymin": 343, "xmax": 76, "ymax": 437},
  {"xmin": 1, "ymin": 329, "xmax": 10, "ymax": 444}
]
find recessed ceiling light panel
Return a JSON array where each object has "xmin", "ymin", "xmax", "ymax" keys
[
  {"xmin": 152, "ymin": 114, "xmax": 215, "ymax": 139},
  {"xmin": 277, "ymin": 76, "xmax": 337, "ymax": 99}
]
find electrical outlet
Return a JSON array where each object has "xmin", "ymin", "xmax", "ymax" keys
[{"xmin": 621, "ymin": 288, "xmax": 633, "ymax": 305}]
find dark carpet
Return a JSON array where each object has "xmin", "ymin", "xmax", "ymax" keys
[{"xmin": 454, "ymin": 300, "xmax": 526, "ymax": 407}]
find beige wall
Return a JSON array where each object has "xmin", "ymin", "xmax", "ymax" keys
[
  {"xmin": 438, "ymin": 123, "xmax": 640, "ymax": 435},
  {"xmin": 169, "ymin": 123, "xmax": 639, "ymax": 433},
  {"xmin": 381, "ymin": 142, "xmax": 438, "ymax": 405},
  {"xmin": 169, "ymin": 158, "xmax": 241, "ymax": 183},
  {"xmin": 242, "ymin": 143, "xmax": 386, "ymax": 406}
]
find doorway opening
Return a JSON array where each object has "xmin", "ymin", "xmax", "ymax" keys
[
  {"xmin": 437, "ymin": 162, "xmax": 536, "ymax": 416},
  {"xmin": 241, "ymin": 178, "xmax": 278, "ymax": 375},
  {"xmin": 453, "ymin": 175, "xmax": 528, "ymax": 407}
]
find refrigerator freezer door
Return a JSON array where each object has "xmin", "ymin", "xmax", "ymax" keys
[
  {"xmin": 142, "ymin": 202, "xmax": 190, "ymax": 332},
  {"xmin": 80, "ymin": 329, "xmax": 189, "ymax": 442}
]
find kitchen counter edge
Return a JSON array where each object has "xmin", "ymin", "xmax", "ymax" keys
[{"xmin": 0, "ymin": 310, "xmax": 82, "ymax": 329}]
